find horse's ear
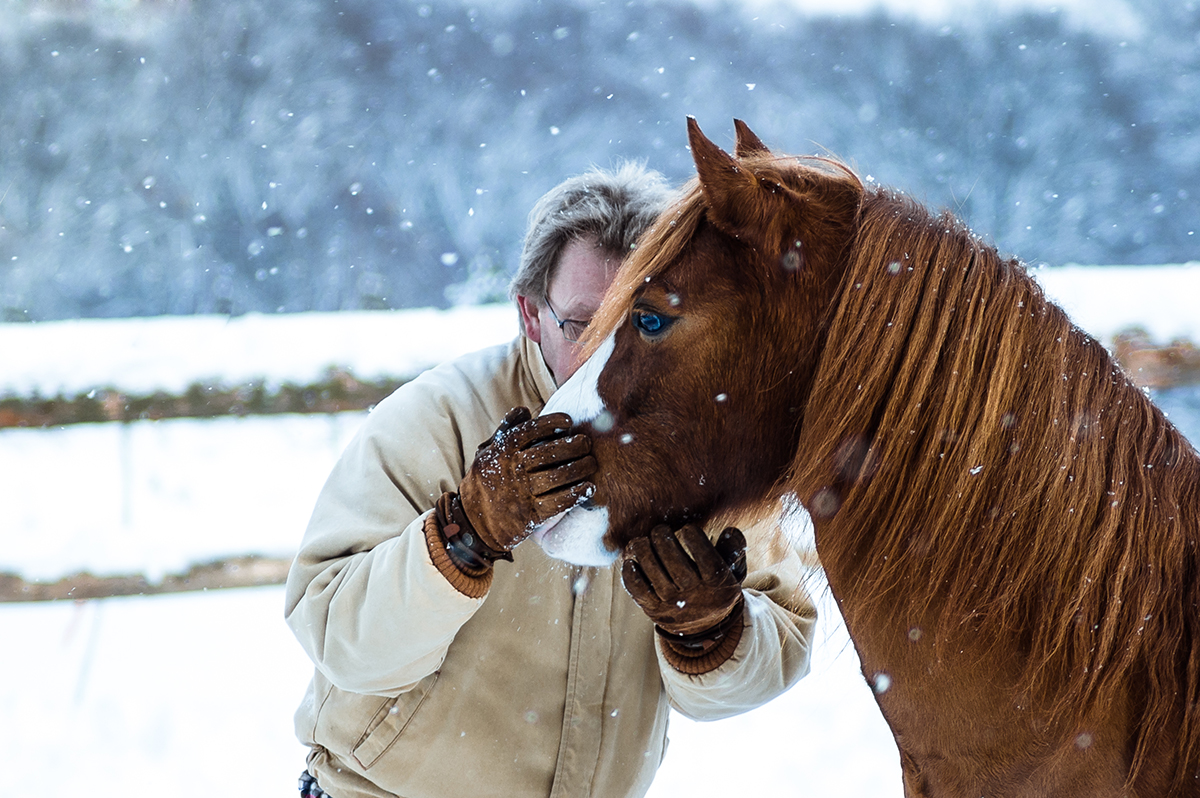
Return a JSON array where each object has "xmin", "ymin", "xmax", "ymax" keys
[
  {"xmin": 688, "ymin": 116, "xmax": 741, "ymax": 192},
  {"xmin": 688, "ymin": 116, "xmax": 754, "ymax": 234},
  {"xmin": 688, "ymin": 117, "xmax": 786, "ymax": 250},
  {"xmin": 733, "ymin": 119, "xmax": 770, "ymax": 158}
]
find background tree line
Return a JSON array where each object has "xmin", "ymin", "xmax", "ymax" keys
[{"xmin": 1, "ymin": 0, "xmax": 1196, "ymax": 321}]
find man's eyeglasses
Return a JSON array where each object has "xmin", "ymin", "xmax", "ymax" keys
[{"xmin": 545, "ymin": 298, "xmax": 590, "ymax": 343}]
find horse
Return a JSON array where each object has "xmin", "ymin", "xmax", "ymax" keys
[{"xmin": 533, "ymin": 118, "xmax": 1200, "ymax": 796}]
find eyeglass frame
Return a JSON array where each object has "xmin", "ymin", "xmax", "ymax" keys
[{"xmin": 544, "ymin": 297, "xmax": 591, "ymax": 343}]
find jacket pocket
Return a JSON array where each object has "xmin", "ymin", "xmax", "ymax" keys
[{"xmin": 351, "ymin": 671, "xmax": 440, "ymax": 770}]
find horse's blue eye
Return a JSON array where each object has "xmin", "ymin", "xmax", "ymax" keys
[{"xmin": 634, "ymin": 311, "xmax": 667, "ymax": 335}]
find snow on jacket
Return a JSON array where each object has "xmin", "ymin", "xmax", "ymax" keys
[{"xmin": 284, "ymin": 333, "xmax": 818, "ymax": 798}]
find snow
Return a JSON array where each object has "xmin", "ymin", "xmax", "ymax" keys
[
  {"xmin": 1, "ymin": 578, "xmax": 899, "ymax": 797},
  {"xmin": 1, "ymin": 414, "xmax": 362, "ymax": 582},
  {"xmin": 0, "ymin": 306, "xmax": 519, "ymax": 398},
  {"xmin": 2, "ymin": 588, "xmax": 314, "ymax": 797},
  {"xmin": 1034, "ymin": 263, "xmax": 1200, "ymax": 344},
  {"xmin": 2, "ymin": 262, "xmax": 1198, "ymax": 797}
]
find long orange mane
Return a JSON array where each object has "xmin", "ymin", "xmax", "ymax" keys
[{"xmin": 793, "ymin": 187, "xmax": 1200, "ymax": 784}]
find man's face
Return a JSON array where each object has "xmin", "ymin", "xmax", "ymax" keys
[{"xmin": 518, "ymin": 236, "xmax": 619, "ymax": 385}]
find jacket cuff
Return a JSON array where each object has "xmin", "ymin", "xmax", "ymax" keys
[
  {"xmin": 657, "ymin": 601, "xmax": 746, "ymax": 675},
  {"xmin": 423, "ymin": 511, "xmax": 492, "ymax": 599}
]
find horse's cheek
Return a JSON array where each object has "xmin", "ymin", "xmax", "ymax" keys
[
  {"xmin": 589, "ymin": 437, "xmax": 639, "ymax": 524},
  {"xmin": 597, "ymin": 340, "xmax": 652, "ymax": 420}
]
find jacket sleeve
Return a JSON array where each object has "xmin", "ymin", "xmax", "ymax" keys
[
  {"xmin": 284, "ymin": 379, "xmax": 487, "ymax": 696},
  {"xmin": 658, "ymin": 524, "xmax": 818, "ymax": 720}
]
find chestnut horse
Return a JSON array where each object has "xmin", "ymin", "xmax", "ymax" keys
[{"xmin": 534, "ymin": 119, "xmax": 1200, "ymax": 796}]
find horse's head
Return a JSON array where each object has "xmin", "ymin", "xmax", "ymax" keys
[{"xmin": 533, "ymin": 118, "xmax": 864, "ymax": 565}]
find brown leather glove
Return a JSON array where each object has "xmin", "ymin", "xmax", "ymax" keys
[
  {"xmin": 622, "ymin": 524, "xmax": 747, "ymax": 632},
  {"xmin": 454, "ymin": 406, "xmax": 596, "ymax": 559}
]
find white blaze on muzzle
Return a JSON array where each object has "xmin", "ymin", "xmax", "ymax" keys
[
  {"xmin": 540, "ymin": 333, "xmax": 614, "ymax": 423},
  {"xmin": 530, "ymin": 334, "xmax": 616, "ymax": 566}
]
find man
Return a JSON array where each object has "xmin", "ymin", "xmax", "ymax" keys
[{"xmin": 285, "ymin": 163, "xmax": 817, "ymax": 798}]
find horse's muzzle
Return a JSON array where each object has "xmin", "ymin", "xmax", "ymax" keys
[{"xmin": 530, "ymin": 499, "xmax": 616, "ymax": 567}]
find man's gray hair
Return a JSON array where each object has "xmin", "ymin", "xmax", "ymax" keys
[{"xmin": 508, "ymin": 162, "xmax": 674, "ymax": 304}]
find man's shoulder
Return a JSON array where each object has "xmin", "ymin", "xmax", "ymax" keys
[
  {"xmin": 430, "ymin": 338, "xmax": 523, "ymax": 385},
  {"xmin": 410, "ymin": 339, "xmax": 529, "ymax": 410},
  {"xmin": 368, "ymin": 338, "xmax": 530, "ymax": 426}
]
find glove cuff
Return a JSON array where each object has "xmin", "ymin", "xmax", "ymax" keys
[
  {"xmin": 424, "ymin": 492, "xmax": 504, "ymax": 597},
  {"xmin": 424, "ymin": 510, "xmax": 492, "ymax": 598},
  {"xmin": 656, "ymin": 598, "xmax": 746, "ymax": 675}
]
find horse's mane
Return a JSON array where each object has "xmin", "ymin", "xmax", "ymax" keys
[{"xmin": 792, "ymin": 186, "xmax": 1200, "ymax": 781}]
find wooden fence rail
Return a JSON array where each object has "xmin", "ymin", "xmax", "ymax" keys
[
  {"xmin": 0, "ymin": 555, "xmax": 293, "ymax": 603},
  {"xmin": 0, "ymin": 368, "xmax": 405, "ymax": 429}
]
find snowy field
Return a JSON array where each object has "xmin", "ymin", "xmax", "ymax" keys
[{"xmin": 2, "ymin": 263, "xmax": 1198, "ymax": 798}]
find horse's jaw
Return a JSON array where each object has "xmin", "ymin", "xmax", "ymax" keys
[{"xmin": 531, "ymin": 334, "xmax": 618, "ymax": 566}]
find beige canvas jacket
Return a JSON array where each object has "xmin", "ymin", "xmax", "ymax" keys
[{"xmin": 285, "ymin": 334, "xmax": 817, "ymax": 798}]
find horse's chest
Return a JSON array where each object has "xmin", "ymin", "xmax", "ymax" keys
[{"xmin": 843, "ymin": 608, "xmax": 1134, "ymax": 796}]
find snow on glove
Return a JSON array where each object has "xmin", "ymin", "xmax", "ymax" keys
[
  {"xmin": 621, "ymin": 524, "xmax": 747, "ymax": 638},
  {"xmin": 456, "ymin": 406, "xmax": 597, "ymax": 557}
]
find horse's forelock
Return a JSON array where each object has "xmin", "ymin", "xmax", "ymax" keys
[{"xmin": 580, "ymin": 181, "xmax": 707, "ymax": 360}]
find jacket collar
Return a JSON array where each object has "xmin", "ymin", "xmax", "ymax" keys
[{"xmin": 520, "ymin": 333, "xmax": 559, "ymax": 409}]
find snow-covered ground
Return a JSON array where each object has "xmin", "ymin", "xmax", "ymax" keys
[
  {"xmin": 2, "ymin": 263, "xmax": 1198, "ymax": 798},
  {"xmin": 1, "ymin": 577, "xmax": 901, "ymax": 798}
]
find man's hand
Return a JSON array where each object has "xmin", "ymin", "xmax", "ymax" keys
[
  {"xmin": 457, "ymin": 406, "xmax": 596, "ymax": 555},
  {"xmin": 621, "ymin": 525, "xmax": 747, "ymax": 637}
]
